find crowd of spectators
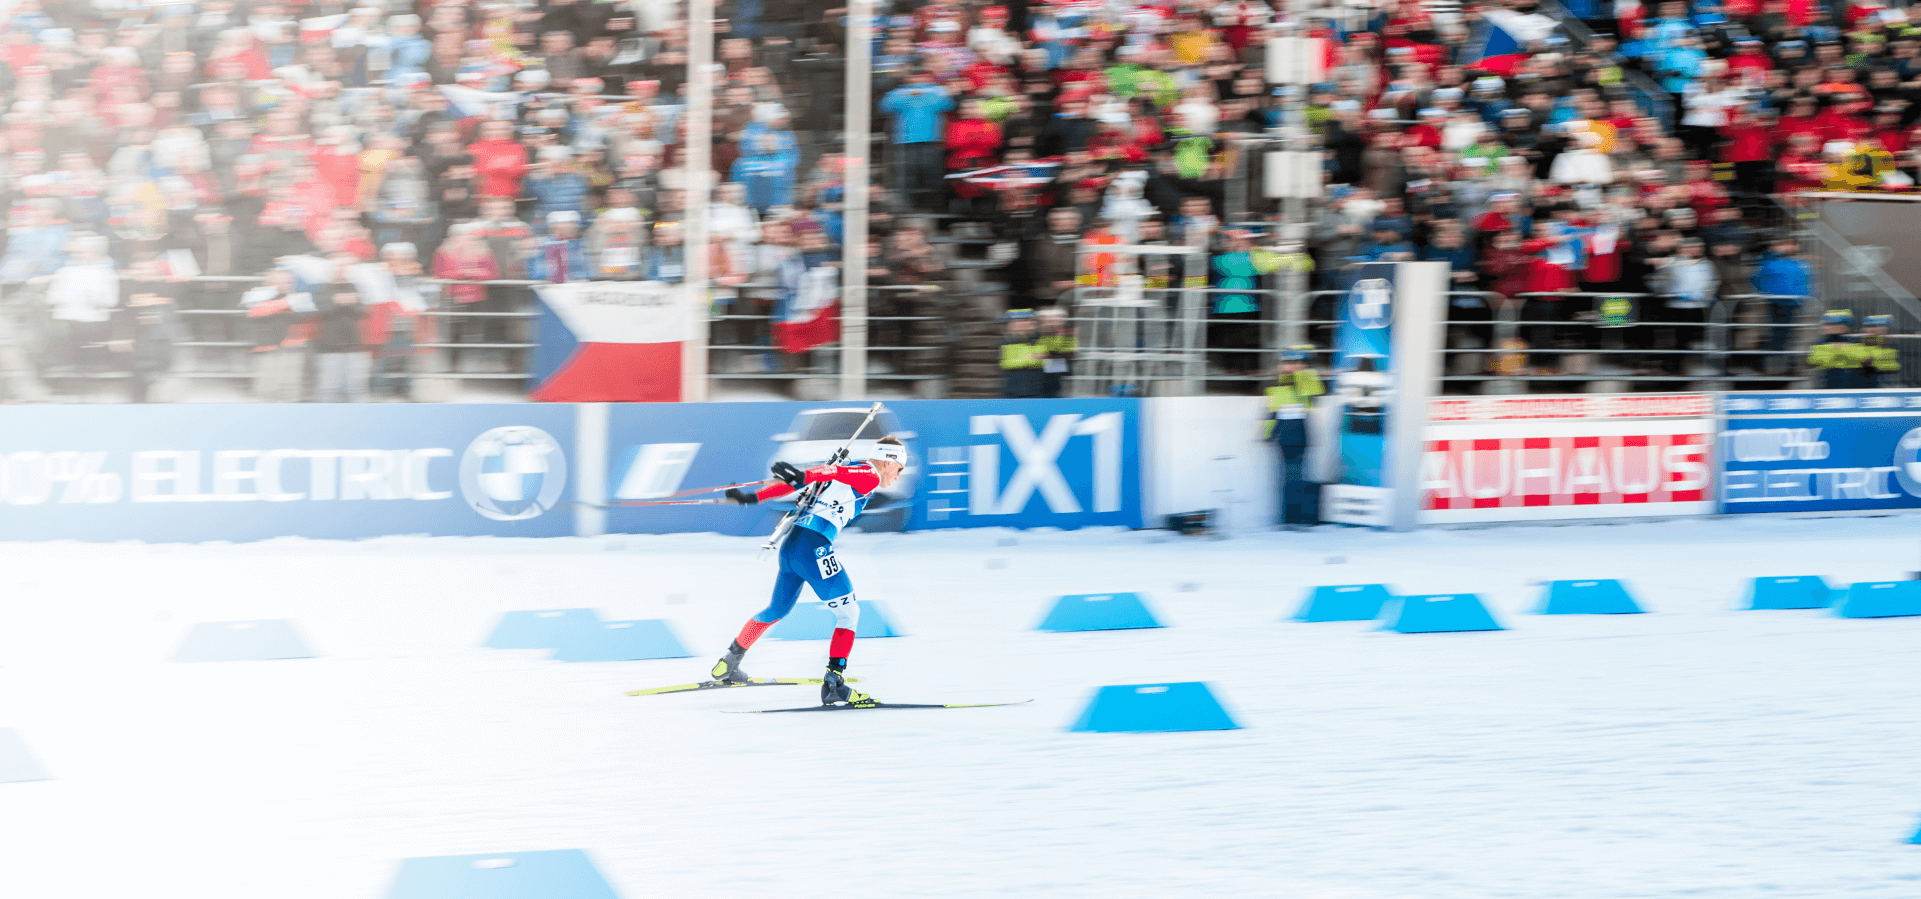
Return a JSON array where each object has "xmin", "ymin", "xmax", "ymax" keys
[{"xmin": 0, "ymin": 0, "xmax": 1901, "ymax": 405}]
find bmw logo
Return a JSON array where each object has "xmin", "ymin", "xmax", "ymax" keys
[
  {"xmin": 460, "ymin": 426, "xmax": 569, "ymax": 521},
  {"xmin": 1349, "ymin": 278, "xmax": 1393, "ymax": 329}
]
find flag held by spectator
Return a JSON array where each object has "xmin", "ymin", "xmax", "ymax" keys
[
  {"xmin": 531, "ymin": 280, "xmax": 691, "ymax": 403},
  {"xmin": 1464, "ymin": 10, "xmax": 1558, "ymax": 77},
  {"xmin": 945, "ymin": 161, "xmax": 1063, "ymax": 190},
  {"xmin": 775, "ymin": 265, "xmax": 841, "ymax": 354}
]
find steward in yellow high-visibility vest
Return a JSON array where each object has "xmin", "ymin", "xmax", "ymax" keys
[
  {"xmin": 1001, "ymin": 311, "xmax": 1046, "ymax": 398},
  {"xmin": 1265, "ymin": 347, "xmax": 1326, "ymax": 529},
  {"xmin": 1809, "ymin": 310, "xmax": 1870, "ymax": 389},
  {"xmin": 1862, "ymin": 314, "xmax": 1902, "ymax": 388},
  {"xmin": 1036, "ymin": 307, "xmax": 1076, "ymax": 398}
]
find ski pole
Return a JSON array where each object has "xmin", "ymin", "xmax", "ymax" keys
[
  {"xmin": 663, "ymin": 477, "xmax": 771, "ymax": 499},
  {"xmin": 612, "ymin": 498, "xmax": 737, "ymax": 506}
]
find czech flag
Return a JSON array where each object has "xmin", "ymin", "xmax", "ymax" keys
[
  {"xmin": 774, "ymin": 265, "xmax": 841, "ymax": 354},
  {"xmin": 945, "ymin": 161, "xmax": 1062, "ymax": 190},
  {"xmin": 531, "ymin": 281, "xmax": 690, "ymax": 403},
  {"xmin": 1464, "ymin": 10, "xmax": 1558, "ymax": 77}
]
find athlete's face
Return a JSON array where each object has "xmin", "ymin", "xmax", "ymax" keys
[{"xmin": 873, "ymin": 459, "xmax": 904, "ymax": 488}]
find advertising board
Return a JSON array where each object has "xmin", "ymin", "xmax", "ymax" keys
[
  {"xmin": 1420, "ymin": 394, "xmax": 1716, "ymax": 524},
  {"xmin": 1720, "ymin": 390, "xmax": 1921, "ymax": 513},
  {"xmin": 0, "ymin": 404, "xmax": 577, "ymax": 542},
  {"xmin": 601, "ymin": 398, "xmax": 1141, "ymax": 534}
]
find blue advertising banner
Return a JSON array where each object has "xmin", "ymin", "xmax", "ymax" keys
[
  {"xmin": 1721, "ymin": 390, "xmax": 1921, "ymax": 513},
  {"xmin": 601, "ymin": 399, "xmax": 1141, "ymax": 534},
  {"xmin": 0, "ymin": 404, "xmax": 576, "ymax": 542}
]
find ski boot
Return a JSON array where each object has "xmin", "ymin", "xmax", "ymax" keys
[
  {"xmin": 710, "ymin": 642, "xmax": 753, "ymax": 684},
  {"xmin": 821, "ymin": 664, "xmax": 872, "ymax": 707}
]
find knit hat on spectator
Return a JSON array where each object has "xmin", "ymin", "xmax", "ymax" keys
[
  {"xmin": 548, "ymin": 211, "xmax": 582, "ymax": 226},
  {"xmin": 1823, "ymin": 310, "xmax": 1855, "ymax": 326},
  {"xmin": 1866, "ymin": 315, "xmax": 1894, "ymax": 329}
]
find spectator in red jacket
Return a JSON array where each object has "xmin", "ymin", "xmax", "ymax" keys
[
  {"xmin": 1775, "ymin": 95, "xmax": 1825, "ymax": 145},
  {"xmin": 1814, "ymin": 94, "xmax": 1873, "ymax": 143},
  {"xmin": 945, "ymin": 98, "xmax": 1004, "ymax": 209},
  {"xmin": 1776, "ymin": 132, "xmax": 1829, "ymax": 194},
  {"xmin": 1721, "ymin": 107, "xmax": 1776, "ymax": 194},
  {"xmin": 470, "ymin": 118, "xmax": 530, "ymax": 201}
]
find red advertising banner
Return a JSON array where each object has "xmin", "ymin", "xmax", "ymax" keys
[
  {"xmin": 1420, "ymin": 396, "xmax": 1715, "ymax": 523},
  {"xmin": 1428, "ymin": 394, "xmax": 1714, "ymax": 421}
]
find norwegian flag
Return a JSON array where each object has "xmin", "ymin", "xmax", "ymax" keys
[{"xmin": 944, "ymin": 161, "xmax": 1062, "ymax": 190}]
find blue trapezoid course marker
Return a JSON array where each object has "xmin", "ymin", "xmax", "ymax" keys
[
  {"xmin": 1037, "ymin": 593, "xmax": 1165, "ymax": 632},
  {"xmin": 1292, "ymin": 584, "xmax": 1393, "ymax": 622}
]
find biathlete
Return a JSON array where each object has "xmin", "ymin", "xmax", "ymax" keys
[{"xmin": 712, "ymin": 435, "xmax": 906, "ymax": 706}]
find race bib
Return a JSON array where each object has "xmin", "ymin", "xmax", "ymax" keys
[{"xmin": 816, "ymin": 551, "xmax": 843, "ymax": 579}]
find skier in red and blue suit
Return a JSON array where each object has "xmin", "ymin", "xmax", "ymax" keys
[{"xmin": 714, "ymin": 436, "xmax": 906, "ymax": 706}]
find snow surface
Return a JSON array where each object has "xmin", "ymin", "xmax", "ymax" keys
[{"xmin": 2, "ymin": 516, "xmax": 1920, "ymax": 899}]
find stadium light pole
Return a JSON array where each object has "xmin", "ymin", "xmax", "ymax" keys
[
  {"xmin": 682, "ymin": 0, "xmax": 714, "ymax": 403},
  {"xmin": 838, "ymin": 0, "xmax": 873, "ymax": 401}
]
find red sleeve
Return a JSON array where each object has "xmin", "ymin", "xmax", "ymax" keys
[
  {"xmin": 808, "ymin": 463, "xmax": 881, "ymax": 494},
  {"xmin": 756, "ymin": 481, "xmax": 797, "ymax": 501},
  {"xmin": 755, "ymin": 464, "xmax": 881, "ymax": 500}
]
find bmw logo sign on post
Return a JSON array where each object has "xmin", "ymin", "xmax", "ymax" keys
[
  {"xmin": 460, "ymin": 426, "xmax": 568, "ymax": 521},
  {"xmin": 1350, "ymin": 278, "xmax": 1393, "ymax": 329}
]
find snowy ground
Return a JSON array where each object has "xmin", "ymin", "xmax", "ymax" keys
[{"xmin": 2, "ymin": 516, "xmax": 1920, "ymax": 899}]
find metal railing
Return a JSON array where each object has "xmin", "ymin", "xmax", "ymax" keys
[
  {"xmin": 1047, "ymin": 284, "xmax": 1826, "ymax": 398},
  {"xmin": 0, "ymin": 275, "xmax": 958, "ymax": 401},
  {"xmin": 1441, "ymin": 292, "xmax": 1821, "ymax": 391}
]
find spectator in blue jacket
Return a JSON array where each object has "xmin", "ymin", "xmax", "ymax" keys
[
  {"xmin": 880, "ymin": 70, "xmax": 955, "ymax": 211},
  {"xmin": 730, "ymin": 104, "xmax": 800, "ymax": 214},
  {"xmin": 1752, "ymin": 235, "xmax": 1813, "ymax": 362},
  {"xmin": 384, "ymin": 14, "xmax": 432, "ymax": 84},
  {"xmin": 0, "ymin": 200, "xmax": 70, "ymax": 283},
  {"xmin": 1357, "ymin": 222, "xmax": 1416, "ymax": 262},
  {"xmin": 527, "ymin": 212, "xmax": 589, "ymax": 283},
  {"xmin": 527, "ymin": 146, "xmax": 591, "ymax": 234}
]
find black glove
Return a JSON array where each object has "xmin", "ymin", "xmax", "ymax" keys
[
  {"xmin": 725, "ymin": 487, "xmax": 759, "ymax": 505},
  {"xmin": 771, "ymin": 461, "xmax": 807, "ymax": 488}
]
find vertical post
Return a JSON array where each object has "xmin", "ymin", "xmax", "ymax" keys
[
  {"xmin": 1386, "ymin": 261, "xmax": 1449, "ymax": 532},
  {"xmin": 574, "ymin": 402, "xmax": 608, "ymax": 537},
  {"xmin": 681, "ymin": 0, "xmax": 714, "ymax": 403},
  {"xmin": 839, "ymin": 0, "xmax": 874, "ymax": 400}
]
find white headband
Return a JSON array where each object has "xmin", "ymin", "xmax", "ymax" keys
[{"xmin": 870, "ymin": 442, "xmax": 905, "ymax": 465}]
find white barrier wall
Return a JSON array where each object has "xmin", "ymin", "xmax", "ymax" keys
[{"xmin": 1141, "ymin": 397, "xmax": 1278, "ymax": 531}]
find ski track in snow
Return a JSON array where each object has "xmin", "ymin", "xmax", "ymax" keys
[{"xmin": 1, "ymin": 516, "xmax": 1919, "ymax": 898}]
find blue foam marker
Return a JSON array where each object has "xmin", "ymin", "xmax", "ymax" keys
[
  {"xmin": 171, "ymin": 620, "xmax": 315, "ymax": 662},
  {"xmin": 1068, "ymin": 682, "xmax": 1240, "ymax": 733},
  {"xmin": 1036, "ymin": 593, "xmax": 1164, "ymax": 632},
  {"xmin": 483, "ymin": 609, "xmax": 601, "ymax": 649},
  {"xmin": 765, "ymin": 601, "xmax": 902, "ymax": 639},
  {"xmin": 382, "ymin": 849, "xmax": 621, "ymax": 899},
  {"xmin": 1293, "ymin": 584, "xmax": 1394, "ymax": 622},
  {"xmin": 1744, "ymin": 576, "xmax": 1835, "ymax": 610},
  {"xmin": 0, "ymin": 729, "xmax": 49, "ymax": 783},
  {"xmin": 1909, "ymin": 818, "xmax": 1921, "ymax": 845},
  {"xmin": 1381, "ymin": 595, "xmax": 1505, "ymax": 633},
  {"xmin": 1537, "ymin": 579, "xmax": 1644, "ymax": 615},
  {"xmin": 550, "ymin": 620, "xmax": 694, "ymax": 662},
  {"xmin": 1834, "ymin": 581, "xmax": 1921, "ymax": 619}
]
